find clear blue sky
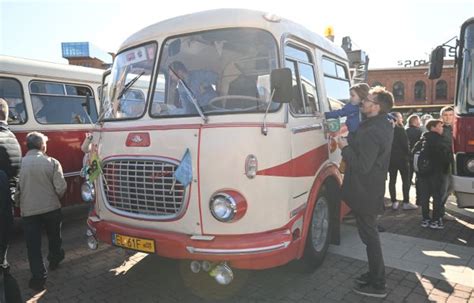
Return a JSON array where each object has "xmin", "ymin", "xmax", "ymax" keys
[{"xmin": 1, "ymin": 0, "xmax": 473, "ymax": 68}]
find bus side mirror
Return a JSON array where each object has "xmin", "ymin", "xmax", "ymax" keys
[
  {"xmin": 428, "ymin": 46, "xmax": 445, "ymax": 80},
  {"xmin": 271, "ymin": 68, "xmax": 292, "ymax": 103}
]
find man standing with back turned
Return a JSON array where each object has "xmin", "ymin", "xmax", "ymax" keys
[
  {"xmin": 338, "ymin": 86, "xmax": 394, "ymax": 298},
  {"xmin": 15, "ymin": 132, "xmax": 66, "ymax": 291}
]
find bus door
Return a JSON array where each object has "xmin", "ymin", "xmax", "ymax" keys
[{"xmin": 285, "ymin": 44, "xmax": 327, "ymax": 211}]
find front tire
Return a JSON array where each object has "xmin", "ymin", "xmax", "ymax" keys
[{"xmin": 301, "ymin": 191, "xmax": 333, "ymax": 269}]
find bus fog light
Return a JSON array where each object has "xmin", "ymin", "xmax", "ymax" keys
[
  {"xmin": 210, "ymin": 262, "xmax": 233, "ymax": 285},
  {"xmin": 466, "ymin": 158, "xmax": 474, "ymax": 173},
  {"xmin": 190, "ymin": 260, "xmax": 201, "ymax": 273},
  {"xmin": 81, "ymin": 181, "xmax": 95, "ymax": 203},
  {"xmin": 87, "ymin": 235, "xmax": 98, "ymax": 250},
  {"xmin": 202, "ymin": 261, "xmax": 212, "ymax": 272},
  {"xmin": 245, "ymin": 154, "xmax": 258, "ymax": 179}
]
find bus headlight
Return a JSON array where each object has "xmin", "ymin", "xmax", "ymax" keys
[
  {"xmin": 466, "ymin": 158, "xmax": 474, "ymax": 173},
  {"xmin": 81, "ymin": 181, "xmax": 95, "ymax": 203},
  {"xmin": 209, "ymin": 191, "xmax": 247, "ymax": 222}
]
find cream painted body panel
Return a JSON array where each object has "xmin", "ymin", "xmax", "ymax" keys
[{"xmin": 199, "ymin": 126, "xmax": 291, "ymax": 234}]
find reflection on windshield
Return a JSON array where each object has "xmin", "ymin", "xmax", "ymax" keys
[
  {"xmin": 103, "ymin": 43, "xmax": 156, "ymax": 120},
  {"xmin": 150, "ymin": 28, "xmax": 279, "ymax": 118}
]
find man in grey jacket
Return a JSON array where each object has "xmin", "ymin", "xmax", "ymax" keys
[
  {"xmin": 338, "ymin": 86, "xmax": 394, "ymax": 298},
  {"xmin": 15, "ymin": 132, "xmax": 66, "ymax": 291}
]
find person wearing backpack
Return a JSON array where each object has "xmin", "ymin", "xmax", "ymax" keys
[{"xmin": 415, "ymin": 119, "xmax": 451, "ymax": 229}]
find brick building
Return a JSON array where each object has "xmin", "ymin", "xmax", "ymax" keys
[{"xmin": 367, "ymin": 62, "xmax": 455, "ymax": 115}]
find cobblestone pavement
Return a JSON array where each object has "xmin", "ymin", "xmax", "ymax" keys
[{"xmin": 5, "ymin": 206, "xmax": 473, "ymax": 303}]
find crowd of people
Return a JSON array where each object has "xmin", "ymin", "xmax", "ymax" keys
[
  {"xmin": 1, "ymin": 98, "xmax": 66, "ymax": 302},
  {"xmin": 326, "ymin": 85, "xmax": 455, "ymax": 298}
]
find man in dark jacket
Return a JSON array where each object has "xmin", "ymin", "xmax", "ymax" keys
[
  {"xmin": 0, "ymin": 98, "xmax": 22, "ymax": 272},
  {"xmin": 405, "ymin": 114, "xmax": 423, "ymax": 205},
  {"xmin": 338, "ymin": 86, "xmax": 394, "ymax": 298},
  {"xmin": 388, "ymin": 112, "xmax": 417, "ymax": 210},
  {"xmin": 0, "ymin": 98, "xmax": 22, "ymax": 302},
  {"xmin": 417, "ymin": 119, "xmax": 451, "ymax": 229},
  {"xmin": 439, "ymin": 106, "xmax": 455, "ymax": 221}
]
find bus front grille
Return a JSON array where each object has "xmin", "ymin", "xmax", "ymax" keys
[{"xmin": 101, "ymin": 158, "xmax": 186, "ymax": 219}]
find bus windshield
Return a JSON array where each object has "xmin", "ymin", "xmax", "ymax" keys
[
  {"xmin": 103, "ymin": 43, "xmax": 157, "ymax": 120},
  {"xmin": 150, "ymin": 28, "xmax": 279, "ymax": 118},
  {"xmin": 457, "ymin": 22, "xmax": 474, "ymax": 114}
]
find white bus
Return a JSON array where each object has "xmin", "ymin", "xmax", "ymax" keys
[
  {"xmin": 0, "ymin": 55, "xmax": 103, "ymax": 211},
  {"xmin": 85, "ymin": 9, "xmax": 354, "ymax": 284}
]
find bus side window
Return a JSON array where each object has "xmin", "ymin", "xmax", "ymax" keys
[
  {"xmin": 322, "ymin": 57, "xmax": 350, "ymax": 104},
  {"xmin": 30, "ymin": 81, "xmax": 97, "ymax": 124},
  {"xmin": 285, "ymin": 44, "xmax": 319, "ymax": 116},
  {"xmin": 0, "ymin": 77, "xmax": 27, "ymax": 124}
]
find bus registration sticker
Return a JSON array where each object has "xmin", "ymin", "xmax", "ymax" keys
[{"xmin": 112, "ymin": 233, "xmax": 155, "ymax": 253}]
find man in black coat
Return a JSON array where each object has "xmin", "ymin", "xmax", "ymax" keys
[
  {"xmin": 388, "ymin": 112, "xmax": 417, "ymax": 210},
  {"xmin": 405, "ymin": 115, "xmax": 423, "ymax": 204},
  {"xmin": 417, "ymin": 119, "xmax": 451, "ymax": 229},
  {"xmin": 338, "ymin": 87, "xmax": 394, "ymax": 298},
  {"xmin": 0, "ymin": 98, "xmax": 22, "ymax": 302},
  {"xmin": 0, "ymin": 98, "xmax": 22, "ymax": 270},
  {"xmin": 439, "ymin": 106, "xmax": 455, "ymax": 221}
]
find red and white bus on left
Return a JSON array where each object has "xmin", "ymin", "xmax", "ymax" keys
[{"xmin": 0, "ymin": 55, "xmax": 103, "ymax": 212}]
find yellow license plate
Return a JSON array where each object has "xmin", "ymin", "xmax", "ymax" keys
[{"xmin": 113, "ymin": 234, "xmax": 155, "ymax": 253}]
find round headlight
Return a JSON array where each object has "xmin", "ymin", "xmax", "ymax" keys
[
  {"xmin": 81, "ymin": 181, "xmax": 95, "ymax": 203},
  {"xmin": 466, "ymin": 158, "xmax": 474, "ymax": 173},
  {"xmin": 210, "ymin": 193, "xmax": 236, "ymax": 222}
]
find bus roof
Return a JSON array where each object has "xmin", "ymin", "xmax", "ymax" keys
[
  {"xmin": 0, "ymin": 55, "xmax": 103, "ymax": 84},
  {"xmin": 119, "ymin": 9, "xmax": 347, "ymax": 61}
]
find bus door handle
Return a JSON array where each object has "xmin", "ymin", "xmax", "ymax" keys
[{"xmin": 291, "ymin": 123, "xmax": 323, "ymax": 134}]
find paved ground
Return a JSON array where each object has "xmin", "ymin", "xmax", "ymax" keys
[{"xmin": 4, "ymin": 187, "xmax": 474, "ymax": 302}]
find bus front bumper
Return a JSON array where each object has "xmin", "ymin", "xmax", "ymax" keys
[
  {"xmin": 452, "ymin": 175, "xmax": 474, "ymax": 208},
  {"xmin": 87, "ymin": 216, "xmax": 302, "ymax": 270}
]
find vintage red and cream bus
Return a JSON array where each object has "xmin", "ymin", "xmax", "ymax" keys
[
  {"xmin": 0, "ymin": 55, "xmax": 103, "ymax": 211},
  {"xmin": 429, "ymin": 17, "xmax": 474, "ymax": 208},
  {"xmin": 85, "ymin": 9, "xmax": 354, "ymax": 284}
]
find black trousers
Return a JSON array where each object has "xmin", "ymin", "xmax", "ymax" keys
[
  {"xmin": 0, "ymin": 171, "xmax": 12, "ymax": 268},
  {"xmin": 22, "ymin": 209, "xmax": 63, "ymax": 279},
  {"xmin": 388, "ymin": 160, "xmax": 411, "ymax": 203},
  {"xmin": 355, "ymin": 212, "xmax": 386, "ymax": 288},
  {"xmin": 418, "ymin": 174, "xmax": 448, "ymax": 221}
]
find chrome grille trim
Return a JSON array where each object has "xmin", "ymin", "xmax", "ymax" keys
[{"xmin": 100, "ymin": 156, "xmax": 188, "ymax": 220}]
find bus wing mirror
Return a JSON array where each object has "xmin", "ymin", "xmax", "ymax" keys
[
  {"xmin": 428, "ymin": 46, "xmax": 445, "ymax": 80},
  {"xmin": 271, "ymin": 68, "xmax": 292, "ymax": 103}
]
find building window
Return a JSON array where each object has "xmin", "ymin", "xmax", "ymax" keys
[
  {"xmin": 392, "ymin": 81, "xmax": 405, "ymax": 101},
  {"xmin": 436, "ymin": 80, "xmax": 447, "ymax": 100},
  {"xmin": 372, "ymin": 81, "xmax": 383, "ymax": 87},
  {"xmin": 414, "ymin": 80, "xmax": 426, "ymax": 101}
]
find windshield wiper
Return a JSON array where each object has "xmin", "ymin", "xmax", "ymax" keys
[
  {"xmin": 117, "ymin": 71, "xmax": 145, "ymax": 101},
  {"xmin": 169, "ymin": 66, "xmax": 208, "ymax": 123}
]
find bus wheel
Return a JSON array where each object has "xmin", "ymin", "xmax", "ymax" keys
[{"xmin": 302, "ymin": 191, "xmax": 332, "ymax": 270}]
